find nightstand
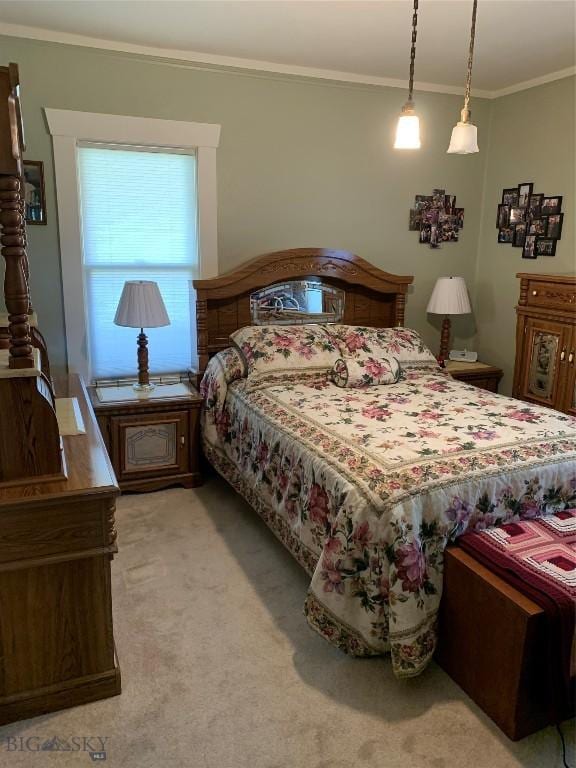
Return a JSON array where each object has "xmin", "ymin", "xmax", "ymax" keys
[
  {"xmin": 445, "ymin": 360, "xmax": 503, "ymax": 393},
  {"xmin": 88, "ymin": 382, "xmax": 203, "ymax": 492}
]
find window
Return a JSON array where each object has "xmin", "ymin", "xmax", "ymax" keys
[
  {"xmin": 78, "ymin": 145, "xmax": 197, "ymax": 380},
  {"xmin": 45, "ymin": 109, "xmax": 220, "ymax": 381}
]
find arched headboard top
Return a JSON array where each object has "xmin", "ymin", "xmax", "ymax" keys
[
  {"xmin": 194, "ymin": 248, "xmax": 413, "ymax": 298},
  {"xmin": 193, "ymin": 248, "xmax": 414, "ymax": 374}
]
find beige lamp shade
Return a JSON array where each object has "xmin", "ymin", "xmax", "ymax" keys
[
  {"xmin": 114, "ymin": 281, "xmax": 170, "ymax": 329},
  {"xmin": 427, "ymin": 276, "xmax": 472, "ymax": 315}
]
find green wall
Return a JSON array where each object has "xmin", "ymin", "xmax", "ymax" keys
[
  {"xmin": 0, "ymin": 36, "xmax": 573, "ymax": 387},
  {"xmin": 475, "ymin": 76, "xmax": 575, "ymax": 393},
  {"xmin": 1, "ymin": 35, "xmax": 489, "ymax": 374}
]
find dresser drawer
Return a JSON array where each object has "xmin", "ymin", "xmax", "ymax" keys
[{"xmin": 525, "ymin": 280, "xmax": 576, "ymax": 311}]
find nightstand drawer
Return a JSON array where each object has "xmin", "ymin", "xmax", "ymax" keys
[{"xmin": 110, "ymin": 411, "xmax": 189, "ymax": 481}]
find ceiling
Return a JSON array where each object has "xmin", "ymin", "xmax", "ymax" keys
[{"xmin": 0, "ymin": 1, "xmax": 574, "ymax": 97}]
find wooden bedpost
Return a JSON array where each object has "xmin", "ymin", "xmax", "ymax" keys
[
  {"xmin": 395, "ymin": 293, "xmax": 407, "ymax": 326},
  {"xmin": 0, "ymin": 175, "xmax": 33, "ymax": 368},
  {"xmin": 0, "ymin": 63, "xmax": 33, "ymax": 369},
  {"xmin": 196, "ymin": 296, "xmax": 209, "ymax": 375}
]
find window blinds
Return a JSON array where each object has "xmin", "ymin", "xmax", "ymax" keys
[{"xmin": 77, "ymin": 145, "xmax": 198, "ymax": 380}]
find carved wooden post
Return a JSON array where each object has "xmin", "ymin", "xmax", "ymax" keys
[
  {"xmin": 0, "ymin": 175, "xmax": 33, "ymax": 368},
  {"xmin": 18, "ymin": 186, "xmax": 31, "ymax": 313},
  {"xmin": 196, "ymin": 297, "xmax": 208, "ymax": 374},
  {"xmin": 395, "ymin": 293, "xmax": 406, "ymax": 326},
  {"xmin": 137, "ymin": 330, "xmax": 150, "ymax": 387}
]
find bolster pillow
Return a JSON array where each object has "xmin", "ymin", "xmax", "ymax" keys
[{"xmin": 331, "ymin": 355, "xmax": 401, "ymax": 388}]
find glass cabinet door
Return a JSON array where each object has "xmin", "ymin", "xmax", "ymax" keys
[
  {"xmin": 519, "ymin": 318, "xmax": 570, "ymax": 408},
  {"xmin": 561, "ymin": 330, "xmax": 576, "ymax": 417}
]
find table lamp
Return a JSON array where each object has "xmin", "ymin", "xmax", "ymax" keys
[
  {"xmin": 114, "ymin": 280, "xmax": 170, "ymax": 391},
  {"xmin": 427, "ymin": 276, "xmax": 472, "ymax": 363}
]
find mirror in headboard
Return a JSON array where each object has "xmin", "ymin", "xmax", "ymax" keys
[
  {"xmin": 193, "ymin": 248, "xmax": 414, "ymax": 375},
  {"xmin": 251, "ymin": 280, "xmax": 345, "ymax": 325}
]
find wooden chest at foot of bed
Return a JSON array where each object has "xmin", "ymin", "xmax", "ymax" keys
[{"xmin": 435, "ymin": 546, "xmax": 573, "ymax": 741}]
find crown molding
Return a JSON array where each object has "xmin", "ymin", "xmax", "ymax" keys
[
  {"xmin": 490, "ymin": 66, "xmax": 576, "ymax": 98},
  {"xmin": 0, "ymin": 22, "xmax": 491, "ymax": 98},
  {"xmin": 0, "ymin": 22, "xmax": 573, "ymax": 100}
]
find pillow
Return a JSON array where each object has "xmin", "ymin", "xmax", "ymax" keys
[
  {"xmin": 331, "ymin": 354, "xmax": 401, "ymax": 388},
  {"xmin": 230, "ymin": 324, "xmax": 340, "ymax": 380},
  {"xmin": 324, "ymin": 325, "xmax": 438, "ymax": 368}
]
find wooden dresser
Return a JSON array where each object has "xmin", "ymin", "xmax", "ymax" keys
[
  {"xmin": 0, "ymin": 376, "xmax": 121, "ymax": 725},
  {"xmin": 0, "ymin": 62, "xmax": 121, "ymax": 724},
  {"xmin": 513, "ymin": 273, "xmax": 576, "ymax": 415}
]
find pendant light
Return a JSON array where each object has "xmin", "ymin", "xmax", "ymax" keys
[
  {"xmin": 447, "ymin": 0, "xmax": 479, "ymax": 154},
  {"xmin": 394, "ymin": 0, "xmax": 421, "ymax": 150}
]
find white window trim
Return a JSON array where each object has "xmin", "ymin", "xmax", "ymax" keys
[{"xmin": 45, "ymin": 108, "xmax": 220, "ymax": 380}]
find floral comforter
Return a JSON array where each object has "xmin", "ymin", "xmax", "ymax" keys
[{"xmin": 201, "ymin": 355, "xmax": 576, "ymax": 677}]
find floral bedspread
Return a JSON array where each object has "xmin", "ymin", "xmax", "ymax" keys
[{"xmin": 201, "ymin": 354, "xmax": 576, "ymax": 677}]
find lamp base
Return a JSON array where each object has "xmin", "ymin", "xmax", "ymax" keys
[
  {"xmin": 136, "ymin": 329, "xmax": 151, "ymax": 389},
  {"xmin": 132, "ymin": 381, "xmax": 155, "ymax": 393},
  {"xmin": 438, "ymin": 316, "xmax": 452, "ymax": 366}
]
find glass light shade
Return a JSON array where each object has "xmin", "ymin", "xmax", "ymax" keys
[
  {"xmin": 394, "ymin": 112, "xmax": 421, "ymax": 149},
  {"xmin": 447, "ymin": 121, "xmax": 479, "ymax": 154}
]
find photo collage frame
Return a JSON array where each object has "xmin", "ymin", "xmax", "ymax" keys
[
  {"xmin": 497, "ymin": 182, "xmax": 563, "ymax": 259},
  {"xmin": 409, "ymin": 189, "xmax": 464, "ymax": 249}
]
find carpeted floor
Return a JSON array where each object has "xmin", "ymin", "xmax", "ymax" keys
[{"xmin": 0, "ymin": 477, "xmax": 573, "ymax": 767}]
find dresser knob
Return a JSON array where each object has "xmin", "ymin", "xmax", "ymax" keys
[{"xmin": 532, "ymin": 290, "xmax": 538, "ymax": 296}]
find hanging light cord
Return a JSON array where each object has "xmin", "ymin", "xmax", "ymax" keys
[
  {"xmin": 462, "ymin": 0, "xmax": 478, "ymax": 119},
  {"xmin": 407, "ymin": 0, "xmax": 419, "ymax": 103}
]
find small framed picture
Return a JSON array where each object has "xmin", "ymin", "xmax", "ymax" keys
[
  {"xmin": 23, "ymin": 160, "xmax": 47, "ymax": 225},
  {"xmin": 535, "ymin": 238, "xmax": 557, "ymax": 257},
  {"xmin": 513, "ymin": 222, "xmax": 527, "ymax": 247},
  {"xmin": 423, "ymin": 208, "xmax": 439, "ymax": 225},
  {"xmin": 429, "ymin": 223, "xmax": 440, "ymax": 248},
  {"xmin": 509, "ymin": 207, "xmax": 525, "ymax": 224},
  {"xmin": 541, "ymin": 196, "xmax": 562, "ymax": 215},
  {"xmin": 432, "ymin": 188, "xmax": 446, "ymax": 207},
  {"xmin": 527, "ymin": 193, "xmax": 544, "ymax": 218},
  {"xmin": 498, "ymin": 226, "xmax": 515, "ymax": 244},
  {"xmin": 440, "ymin": 216, "xmax": 459, "ymax": 242},
  {"xmin": 546, "ymin": 213, "xmax": 564, "ymax": 240},
  {"xmin": 415, "ymin": 194, "xmax": 433, "ymax": 211},
  {"xmin": 497, "ymin": 204, "xmax": 510, "ymax": 228},
  {"xmin": 529, "ymin": 217, "xmax": 547, "ymax": 236},
  {"xmin": 409, "ymin": 209, "xmax": 422, "ymax": 231},
  {"xmin": 501, "ymin": 188, "xmax": 519, "ymax": 206},
  {"xmin": 419, "ymin": 223, "xmax": 431, "ymax": 243},
  {"xmin": 518, "ymin": 182, "xmax": 533, "ymax": 208},
  {"xmin": 522, "ymin": 234, "xmax": 537, "ymax": 260}
]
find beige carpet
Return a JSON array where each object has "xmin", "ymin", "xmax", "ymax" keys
[{"xmin": 0, "ymin": 477, "xmax": 573, "ymax": 767}]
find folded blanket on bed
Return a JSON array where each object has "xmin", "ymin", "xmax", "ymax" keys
[
  {"xmin": 331, "ymin": 355, "xmax": 400, "ymax": 388},
  {"xmin": 459, "ymin": 512, "xmax": 576, "ymax": 721}
]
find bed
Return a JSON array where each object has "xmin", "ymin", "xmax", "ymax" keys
[{"xmin": 194, "ymin": 248, "xmax": 576, "ymax": 678}]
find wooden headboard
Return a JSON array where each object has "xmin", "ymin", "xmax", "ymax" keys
[{"xmin": 193, "ymin": 248, "xmax": 413, "ymax": 374}]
